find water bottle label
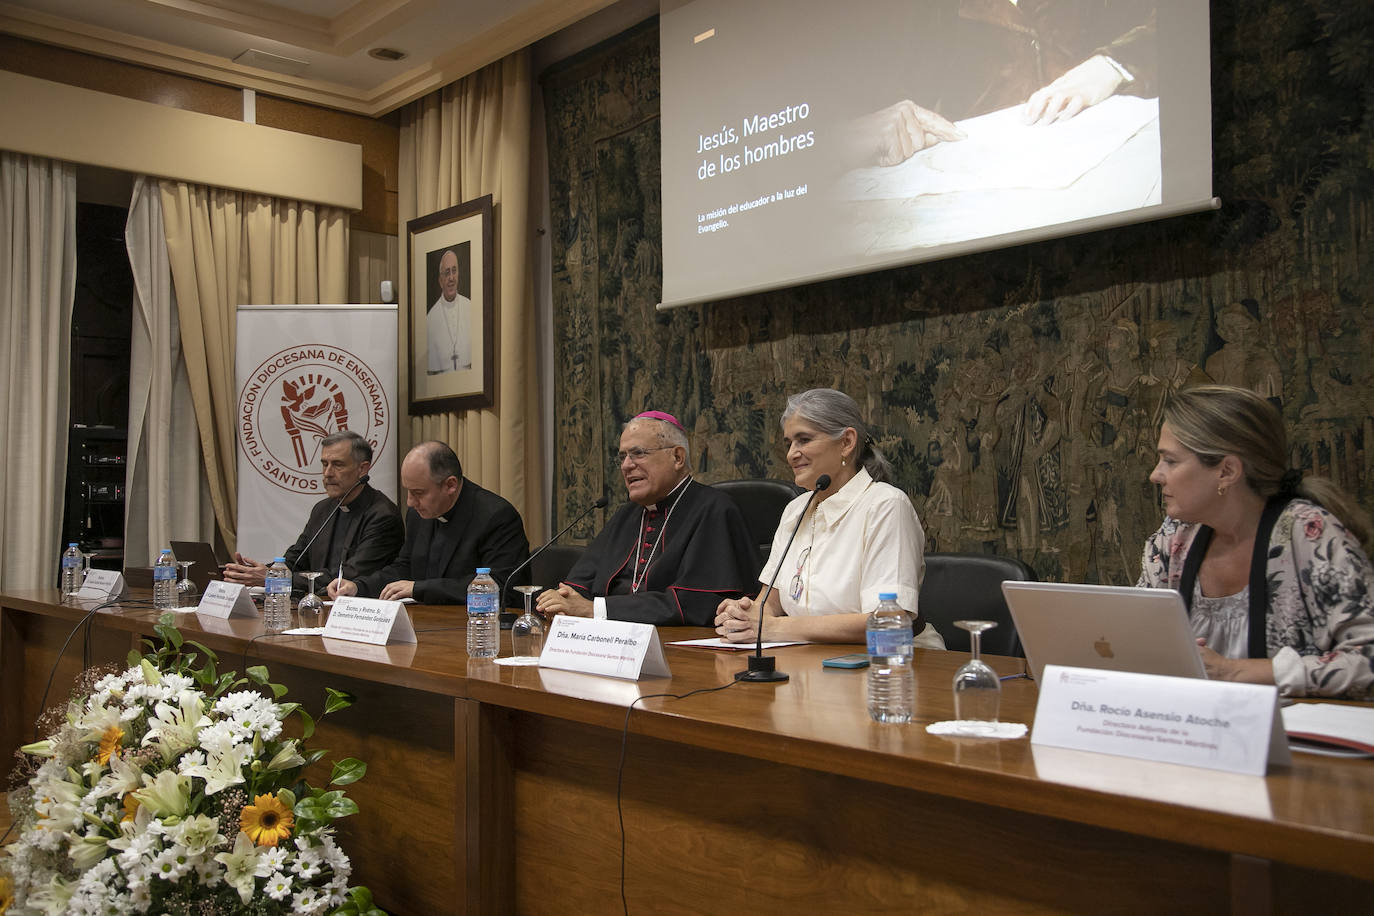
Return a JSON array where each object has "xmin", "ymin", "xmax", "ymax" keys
[
  {"xmin": 867, "ymin": 630, "xmax": 911, "ymax": 658},
  {"xmin": 63, "ymin": 556, "xmax": 79, "ymax": 568},
  {"xmin": 265, "ymin": 576, "xmax": 291, "ymax": 595},
  {"xmin": 154, "ymin": 566, "xmax": 177, "ymax": 581},
  {"xmin": 467, "ymin": 594, "xmax": 498, "ymax": 616}
]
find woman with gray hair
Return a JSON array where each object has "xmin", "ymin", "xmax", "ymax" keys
[
  {"xmin": 715, "ymin": 388, "xmax": 944, "ymax": 647},
  {"xmin": 1138, "ymin": 385, "xmax": 1374, "ymax": 698}
]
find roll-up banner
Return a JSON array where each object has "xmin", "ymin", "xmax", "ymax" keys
[{"xmin": 235, "ymin": 305, "xmax": 398, "ymax": 560}]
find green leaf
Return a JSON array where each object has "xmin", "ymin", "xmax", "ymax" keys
[
  {"xmin": 154, "ymin": 622, "xmax": 183, "ymax": 650},
  {"xmin": 293, "ymin": 796, "xmax": 330, "ymax": 821},
  {"xmin": 126, "ymin": 649, "xmax": 142, "ymax": 667},
  {"xmin": 329, "ymin": 758, "xmax": 366, "ymax": 786},
  {"xmin": 325, "ymin": 794, "xmax": 359, "ymax": 819},
  {"xmin": 302, "ymin": 748, "xmax": 328, "ymax": 766},
  {"xmin": 268, "ymin": 682, "xmax": 288, "ymax": 699},
  {"xmin": 323, "ymin": 688, "xmax": 355, "ymax": 715},
  {"xmin": 297, "ymin": 708, "xmax": 316, "ymax": 739},
  {"xmin": 186, "ymin": 640, "xmax": 218, "ymax": 664},
  {"xmin": 246, "ymin": 665, "xmax": 270, "ymax": 685},
  {"xmin": 295, "ymin": 789, "xmax": 359, "ymax": 822}
]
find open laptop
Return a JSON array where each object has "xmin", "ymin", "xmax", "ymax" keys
[
  {"xmin": 1001, "ymin": 581, "xmax": 1206, "ymax": 683},
  {"xmin": 169, "ymin": 541, "xmax": 224, "ymax": 592}
]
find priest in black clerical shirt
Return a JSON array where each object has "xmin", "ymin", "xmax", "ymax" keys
[
  {"xmin": 536, "ymin": 411, "xmax": 756, "ymax": 627},
  {"xmin": 329, "ymin": 440, "xmax": 529, "ymax": 605},
  {"xmin": 225, "ymin": 430, "xmax": 403, "ymax": 595}
]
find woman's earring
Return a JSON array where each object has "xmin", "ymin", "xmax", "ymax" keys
[{"xmin": 1217, "ymin": 485, "xmax": 1226, "ymax": 496}]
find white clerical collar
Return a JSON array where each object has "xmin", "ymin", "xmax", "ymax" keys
[{"xmin": 645, "ymin": 474, "xmax": 692, "ymax": 512}]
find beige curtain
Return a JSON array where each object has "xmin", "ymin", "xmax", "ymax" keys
[
  {"xmin": 124, "ymin": 176, "xmax": 215, "ymax": 565},
  {"xmin": 0, "ymin": 152, "xmax": 76, "ymax": 590},
  {"xmin": 399, "ymin": 50, "xmax": 544, "ymax": 539},
  {"xmin": 159, "ymin": 182, "xmax": 349, "ymax": 551}
]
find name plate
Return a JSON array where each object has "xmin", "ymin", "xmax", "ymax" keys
[
  {"xmin": 539, "ymin": 615, "xmax": 671, "ymax": 680},
  {"xmin": 195, "ymin": 581, "xmax": 259, "ymax": 619},
  {"xmin": 1032, "ymin": 665, "xmax": 1290, "ymax": 775},
  {"xmin": 76, "ymin": 569, "xmax": 127, "ymax": 600},
  {"xmin": 322, "ymin": 597, "xmax": 417, "ymax": 646}
]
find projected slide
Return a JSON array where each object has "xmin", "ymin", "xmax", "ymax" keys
[{"xmin": 660, "ymin": 0, "xmax": 1212, "ymax": 308}]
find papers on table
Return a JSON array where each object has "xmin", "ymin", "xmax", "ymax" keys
[
  {"xmin": 1282, "ymin": 703, "xmax": 1374, "ymax": 757},
  {"xmin": 668, "ymin": 637, "xmax": 808, "ymax": 651}
]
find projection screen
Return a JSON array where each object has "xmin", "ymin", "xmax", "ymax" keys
[{"xmin": 660, "ymin": 0, "xmax": 1215, "ymax": 309}]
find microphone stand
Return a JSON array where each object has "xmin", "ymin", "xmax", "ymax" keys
[
  {"xmin": 735, "ymin": 474, "xmax": 830, "ymax": 684},
  {"xmin": 499, "ymin": 495, "xmax": 608, "ymax": 629}
]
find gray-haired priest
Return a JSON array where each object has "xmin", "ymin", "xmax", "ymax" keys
[
  {"xmin": 536, "ymin": 410, "xmax": 757, "ymax": 626},
  {"xmin": 224, "ymin": 429, "xmax": 404, "ymax": 594}
]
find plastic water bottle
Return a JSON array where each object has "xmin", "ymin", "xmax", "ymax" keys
[
  {"xmin": 153, "ymin": 549, "xmax": 178, "ymax": 610},
  {"xmin": 867, "ymin": 592, "xmax": 914, "ymax": 724},
  {"xmin": 61, "ymin": 543, "xmax": 82, "ymax": 595},
  {"xmin": 264, "ymin": 557, "xmax": 293, "ymax": 633},
  {"xmin": 466, "ymin": 568, "xmax": 499, "ymax": 658}
]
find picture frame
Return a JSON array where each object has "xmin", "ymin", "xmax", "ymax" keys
[{"xmin": 406, "ymin": 194, "xmax": 494, "ymax": 413}]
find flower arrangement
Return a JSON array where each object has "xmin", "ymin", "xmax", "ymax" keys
[{"xmin": 1, "ymin": 614, "xmax": 385, "ymax": 915}]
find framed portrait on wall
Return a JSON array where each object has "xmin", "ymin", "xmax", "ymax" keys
[{"xmin": 406, "ymin": 194, "xmax": 494, "ymax": 413}]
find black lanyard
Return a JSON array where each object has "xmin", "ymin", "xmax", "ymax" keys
[{"xmin": 1177, "ymin": 497, "xmax": 1290, "ymax": 660}]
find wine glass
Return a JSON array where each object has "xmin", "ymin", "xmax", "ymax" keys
[
  {"xmin": 299, "ymin": 572, "xmax": 326, "ymax": 627},
  {"xmin": 952, "ymin": 620, "xmax": 1001, "ymax": 725},
  {"xmin": 511, "ymin": 585, "xmax": 545, "ymax": 659},
  {"xmin": 176, "ymin": 561, "xmax": 199, "ymax": 609}
]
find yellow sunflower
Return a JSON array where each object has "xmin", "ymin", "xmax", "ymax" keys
[
  {"xmin": 96, "ymin": 725, "xmax": 125, "ymax": 765},
  {"xmin": 1, "ymin": 873, "xmax": 14, "ymax": 915},
  {"xmin": 240, "ymin": 793, "xmax": 294, "ymax": 847},
  {"xmin": 122, "ymin": 794, "xmax": 140, "ymax": 823}
]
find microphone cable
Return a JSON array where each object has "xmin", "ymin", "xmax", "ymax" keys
[
  {"xmin": 32, "ymin": 595, "xmax": 158, "ymax": 740},
  {"xmin": 615, "ymin": 677, "xmax": 741, "ymax": 915}
]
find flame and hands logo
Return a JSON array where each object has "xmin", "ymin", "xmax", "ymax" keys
[{"xmin": 239, "ymin": 345, "xmax": 390, "ymax": 495}]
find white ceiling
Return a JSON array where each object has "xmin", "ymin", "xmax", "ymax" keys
[{"xmin": 1, "ymin": 0, "xmax": 624, "ymax": 116}]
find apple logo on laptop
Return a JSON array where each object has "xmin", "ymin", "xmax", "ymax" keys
[{"xmin": 1093, "ymin": 637, "xmax": 1114, "ymax": 659}]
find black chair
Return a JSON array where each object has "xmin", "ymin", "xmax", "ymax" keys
[
  {"xmin": 529, "ymin": 544, "xmax": 584, "ymax": 590},
  {"xmin": 711, "ymin": 478, "xmax": 803, "ymax": 569},
  {"xmin": 919, "ymin": 553, "xmax": 1036, "ymax": 657}
]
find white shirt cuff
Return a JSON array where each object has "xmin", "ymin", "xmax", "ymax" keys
[
  {"xmin": 593, "ymin": 596, "xmax": 608, "ymax": 620},
  {"xmin": 1101, "ymin": 54, "xmax": 1134, "ymax": 83},
  {"xmin": 1270, "ymin": 646, "xmax": 1303, "ymax": 697}
]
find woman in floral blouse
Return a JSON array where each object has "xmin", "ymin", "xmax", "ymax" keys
[{"xmin": 1138, "ymin": 385, "xmax": 1374, "ymax": 699}]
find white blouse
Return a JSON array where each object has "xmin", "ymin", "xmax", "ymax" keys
[{"xmin": 761, "ymin": 469, "xmax": 941, "ymax": 647}]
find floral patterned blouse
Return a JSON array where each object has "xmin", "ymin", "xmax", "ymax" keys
[{"xmin": 1137, "ymin": 499, "xmax": 1374, "ymax": 699}]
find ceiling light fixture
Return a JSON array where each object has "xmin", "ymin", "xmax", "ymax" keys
[{"xmin": 368, "ymin": 47, "xmax": 408, "ymax": 62}]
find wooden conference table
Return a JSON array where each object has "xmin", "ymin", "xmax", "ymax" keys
[{"xmin": 3, "ymin": 589, "xmax": 1372, "ymax": 914}]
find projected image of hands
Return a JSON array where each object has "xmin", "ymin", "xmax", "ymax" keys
[{"xmin": 838, "ymin": 3, "xmax": 1162, "ymax": 254}]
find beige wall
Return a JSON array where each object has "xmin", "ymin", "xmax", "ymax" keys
[
  {"xmin": 0, "ymin": 70, "xmax": 361, "ymax": 210},
  {"xmin": 0, "ymin": 35, "xmax": 400, "ymax": 233}
]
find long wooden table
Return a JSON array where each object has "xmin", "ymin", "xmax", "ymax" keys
[{"xmin": 3, "ymin": 589, "xmax": 1372, "ymax": 914}]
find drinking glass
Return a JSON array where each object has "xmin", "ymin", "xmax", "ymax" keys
[
  {"xmin": 952, "ymin": 620, "xmax": 1000, "ymax": 723},
  {"xmin": 176, "ymin": 561, "xmax": 199, "ymax": 609},
  {"xmin": 511, "ymin": 585, "xmax": 545, "ymax": 659},
  {"xmin": 299, "ymin": 572, "xmax": 326, "ymax": 627}
]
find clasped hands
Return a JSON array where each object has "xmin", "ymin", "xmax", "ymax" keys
[
  {"xmin": 534, "ymin": 585, "xmax": 594, "ymax": 618},
  {"xmin": 714, "ymin": 596, "xmax": 768, "ymax": 643}
]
